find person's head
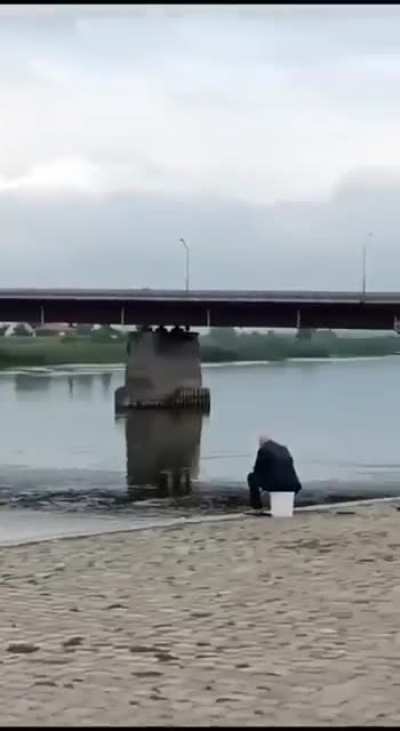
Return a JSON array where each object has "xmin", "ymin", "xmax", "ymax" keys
[{"xmin": 259, "ymin": 434, "xmax": 271, "ymax": 447}]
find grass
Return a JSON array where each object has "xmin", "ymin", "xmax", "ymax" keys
[
  {"xmin": 0, "ymin": 333, "xmax": 400, "ymax": 369},
  {"xmin": 0, "ymin": 336, "xmax": 127, "ymax": 368}
]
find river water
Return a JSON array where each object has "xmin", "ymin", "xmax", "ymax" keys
[{"xmin": 1, "ymin": 357, "xmax": 400, "ymax": 541}]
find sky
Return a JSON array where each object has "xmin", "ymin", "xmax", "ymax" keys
[{"xmin": 1, "ymin": 3, "xmax": 400, "ymax": 290}]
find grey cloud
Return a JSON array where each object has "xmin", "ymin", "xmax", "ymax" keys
[
  {"xmin": 0, "ymin": 4, "xmax": 400, "ymax": 293},
  {"xmin": 1, "ymin": 172, "xmax": 400, "ymax": 291}
]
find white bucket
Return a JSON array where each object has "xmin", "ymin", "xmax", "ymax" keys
[{"xmin": 270, "ymin": 491, "xmax": 295, "ymax": 517}]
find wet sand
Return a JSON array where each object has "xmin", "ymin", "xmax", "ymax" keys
[{"xmin": 1, "ymin": 501, "xmax": 400, "ymax": 726}]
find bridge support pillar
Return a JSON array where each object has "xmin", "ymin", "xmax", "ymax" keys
[{"xmin": 115, "ymin": 328, "xmax": 210, "ymax": 411}]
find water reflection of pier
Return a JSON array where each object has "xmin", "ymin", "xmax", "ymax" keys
[
  {"xmin": 14, "ymin": 373, "xmax": 52, "ymax": 393},
  {"xmin": 125, "ymin": 410, "xmax": 203, "ymax": 499}
]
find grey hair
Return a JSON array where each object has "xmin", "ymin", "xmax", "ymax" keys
[{"xmin": 259, "ymin": 434, "xmax": 271, "ymax": 447}]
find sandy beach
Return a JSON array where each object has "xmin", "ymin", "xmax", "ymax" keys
[{"xmin": 1, "ymin": 501, "xmax": 400, "ymax": 726}]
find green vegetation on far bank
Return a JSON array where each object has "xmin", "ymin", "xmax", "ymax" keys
[
  {"xmin": 0, "ymin": 336, "xmax": 127, "ymax": 368},
  {"xmin": 201, "ymin": 328, "xmax": 400, "ymax": 362},
  {"xmin": 0, "ymin": 327, "xmax": 400, "ymax": 369}
]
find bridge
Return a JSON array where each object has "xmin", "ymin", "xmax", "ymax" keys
[
  {"xmin": 2, "ymin": 288, "xmax": 399, "ymax": 412},
  {"xmin": 1, "ymin": 288, "xmax": 400, "ymax": 330}
]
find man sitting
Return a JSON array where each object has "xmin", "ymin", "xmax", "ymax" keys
[{"xmin": 247, "ymin": 435, "xmax": 302, "ymax": 511}]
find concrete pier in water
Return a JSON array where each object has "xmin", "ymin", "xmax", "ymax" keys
[{"xmin": 115, "ymin": 327, "xmax": 210, "ymax": 411}]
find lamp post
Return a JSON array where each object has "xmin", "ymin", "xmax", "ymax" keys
[
  {"xmin": 179, "ymin": 237, "xmax": 190, "ymax": 292},
  {"xmin": 362, "ymin": 232, "xmax": 373, "ymax": 297}
]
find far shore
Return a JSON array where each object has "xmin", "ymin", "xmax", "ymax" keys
[
  {"xmin": 0, "ymin": 352, "xmax": 399, "ymax": 372},
  {"xmin": 1, "ymin": 332, "xmax": 400, "ymax": 369},
  {"xmin": 1, "ymin": 354, "xmax": 399, "ymax": 374}
]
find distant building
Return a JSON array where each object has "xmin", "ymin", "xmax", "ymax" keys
[
  {"xmin": 4, "ymin": 322, "xmax": 36, "ymax": 337},
  {"xmin": 34, "ymin": 323, "xmax": 72, "ymax": 337}
]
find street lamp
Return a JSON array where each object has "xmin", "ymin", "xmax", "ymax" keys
[
  {"xmin": 362, "ymin": 231, "xmax": 373, "ymax": 297},
  {"xmin": 179, "ymin": 237, "xmax": 190, "ymax": 292}
]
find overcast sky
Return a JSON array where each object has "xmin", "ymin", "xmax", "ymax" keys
[{"xmin": 2, "ymin": 4, "xmax": 400, "ymax": 290}]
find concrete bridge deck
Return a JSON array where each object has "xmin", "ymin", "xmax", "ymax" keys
[{"xmin": 1, "ymin": 288, "xmax": 400, "ymax": 329}]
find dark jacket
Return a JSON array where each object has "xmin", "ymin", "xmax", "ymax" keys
[{"xmin": 248, "ymin": 440, "xmax": 302, "ymax": 493}]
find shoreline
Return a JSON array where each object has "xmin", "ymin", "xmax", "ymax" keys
[
  {"xmin": 0, "ymin": 493, "xmax": 399, "ymax": 550},
  {"xmin": 2, "ymin": 471, "xmax": 400, "ymax": 550},
  {"xmin": 0, "ymin": 352, "xmax": 399, "ymax": 373},
  {"xmin": 1, "ymin": 499, "xmax": 400, "ymax": 725}
]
